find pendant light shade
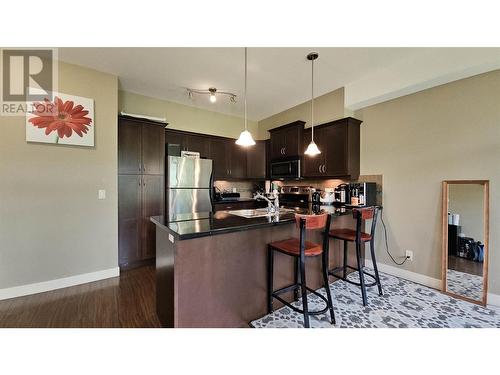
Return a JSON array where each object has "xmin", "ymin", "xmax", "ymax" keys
[
  {"xmin": 236, "ymin": 47, "xmax": 256, "ymax": 147},
  {"xmin": 304, "ymin": 52, "xmax": 321, "ymax": 156},
  {"xmin": 236, "ymin": 129, "xmax": 256, "ymax": 146},
  {"xmin": 305, "ymin": 140, "xmax": 321, "ymax": 156}
]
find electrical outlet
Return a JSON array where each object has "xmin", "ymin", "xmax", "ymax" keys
[{"xmin": 405, "ymin": 250, "xmax": 414, "ymax": 261}]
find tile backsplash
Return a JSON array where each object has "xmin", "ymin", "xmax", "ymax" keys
[
  {"xmin": 214, "ymin": 180, "xmax": 264, "ymax": 199},
  {"xmin": 273, "ymin": 174, "xmax": 383, "ymax": 205},
  {"xmin": 214, "ymin": 175, "xmax": 383, "ymax": 205}
]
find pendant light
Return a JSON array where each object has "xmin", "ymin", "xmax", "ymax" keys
[
  {"xmin": 304, "ymin": 52, "xmax": 321, "ymax": 156},
  {"xmin": 236, "ymin": 47, "xmax": 256, "ymax": 147}
]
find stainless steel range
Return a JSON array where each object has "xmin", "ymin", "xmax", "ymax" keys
[{"xmin": 279, "ymin": 186, "xmax": 313, "ymax": 208}]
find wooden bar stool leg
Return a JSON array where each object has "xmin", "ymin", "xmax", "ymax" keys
[
  {"xmin": 355, "ymin": 240, "xmax": 368, "ymax": 306},
  {"xmin": 343, "ymin": 240, "xmax": 348, "ymax": 279},
  {"xmin": 299, "ymin": 252, "xmax": 310, "ymax": 328},
  {"xmin": 370, "ymin": 239, "xmax": 383, "ymax": 296},
  {"xmin": 267, "ymin": 245, "xmax": 274, "ymax": 314},
  {"xmin": 322, "ymin": 248, "xmax": 335, "ymax": 325},
  {"xmin": 294, "ymin": 257, "xmax": 300, "ymax": 301}
]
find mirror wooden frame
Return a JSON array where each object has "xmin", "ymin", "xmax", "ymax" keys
[{"xmin": 441, "ymin": 180, "xmax": 489, "ymax": 306}]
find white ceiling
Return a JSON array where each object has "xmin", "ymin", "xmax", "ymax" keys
[{"xmin": 59, "ymin": 48, "xmax": 500, "ymax": 121}]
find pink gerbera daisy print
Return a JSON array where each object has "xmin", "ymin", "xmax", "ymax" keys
[{"xmin": 29, "ymin": 96, "xmax": 92, "ymax": 139}]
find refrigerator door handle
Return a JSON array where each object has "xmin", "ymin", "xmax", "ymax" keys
[{"xmin": 209, "ymin": 171, "xmax": 214, "ymax": 212}]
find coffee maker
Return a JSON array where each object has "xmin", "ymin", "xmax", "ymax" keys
[{"xmin": 334, "ymin": 183, "xmax": 350, "ymax": 204}]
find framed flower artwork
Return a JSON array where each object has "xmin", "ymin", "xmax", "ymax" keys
[{"xmin": 26, "ymin": 91, "xmax": 94, "ymax": 147}]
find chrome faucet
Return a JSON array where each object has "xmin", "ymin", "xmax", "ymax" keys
[{"xmin": 254, "ymin": 190, "xmax": 280, "ymax": 214}]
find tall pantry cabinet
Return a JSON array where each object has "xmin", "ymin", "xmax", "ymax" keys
[{"xmin": 118, "ymin": 116, "xmax": 165, "ymax": 269}]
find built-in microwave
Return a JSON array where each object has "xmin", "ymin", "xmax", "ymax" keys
[{"xmin": 270, "ymin": 158, "xmax": 301, "ymax": 180}]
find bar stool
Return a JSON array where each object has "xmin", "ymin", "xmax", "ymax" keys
[
  {"xmin": 328, "ymin": 206, "xmax": 382, "ymax": 306},
  {"xmin": 267, "ymin": 213, "xmax": 335, "ymax": 328}
]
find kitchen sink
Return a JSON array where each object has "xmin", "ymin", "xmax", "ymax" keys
[{"xmin": 227, "ymin": 208, "xmax": 295, "ymax": 218}]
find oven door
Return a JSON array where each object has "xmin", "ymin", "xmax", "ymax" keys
[{"xmin": 270, "ymin": 159, "xmax": 300, "ymax": 179}]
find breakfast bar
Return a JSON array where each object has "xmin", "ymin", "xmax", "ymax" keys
[{"xmin": 151, "ymin": 207, "xmax": 362, "ymax": 328}]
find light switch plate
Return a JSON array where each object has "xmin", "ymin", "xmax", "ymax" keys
[
  {"xmin": 98, "ymin": 189, "xmax": 106, "ymax": 200},
  {"xmin": 168, "ymin": 234, "xmax": 174, "ymax": 243}
]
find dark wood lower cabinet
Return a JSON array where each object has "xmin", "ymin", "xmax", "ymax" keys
[
  {"xmin": 141, "ymin": 175, "xmax": 164, "ymax": 260},
  {"xmin": 118, "ymin": 175, "xmax": 142, "ymax": 266},
  {"xmin": 119, "ymin": 174, "xmax": 165, "ymax": 269}
]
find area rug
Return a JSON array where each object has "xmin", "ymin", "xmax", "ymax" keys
[
  {"xmin": 250, "ymin": 269, "xmax": 500, "ymax": 328},
  {"xmin": 447, "ymin": 269, "xmax": 483, "ymax": 302}
]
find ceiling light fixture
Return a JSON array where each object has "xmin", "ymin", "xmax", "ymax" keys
[
  {"xmin": 209, "ymin": 88, "xmax": 217, "ymax": 103},
  {"xmin": 187, "ymin": 87, "xmax": 237, "ymax": 103},
  {"xmin": 236, "ymin": 47, "xmax": 256, "ymax": 147},
  {"xmin": 304, "ymin": 52, "xmax": 321, "ymax": 156}
]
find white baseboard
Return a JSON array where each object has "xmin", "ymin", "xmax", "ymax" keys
[
  {"xmin": 367, "ymin": 260, "xmax": 500, "ymax": 307},
  {"xmin": 0, "ymin": 267, "xmax": 120, "ymax": 301},
  {"xmin": 365, "ymin": 260, "xmax": 442, "ymax": 289},
  {"xmin": 487, "ymin": 293, "xmax": 500, "ymax": 307}
]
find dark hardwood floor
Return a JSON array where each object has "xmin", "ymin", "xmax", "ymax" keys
[
  {"xmin": 0, "ymin": 265, "xmax": 161, "ymax": 328},
  {"xmin": 448, "ymin": 255, "xmax": 483, "ymax": 276}
]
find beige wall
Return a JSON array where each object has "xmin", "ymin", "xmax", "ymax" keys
[
  {"xmin": 449, "ymin": 184, "xmax": 485, "ymax": 243},
  {"xmin": 0, "ymin": 61, "xmax": 118, "ymax": 290},
  {"xmin": 119, "ymin": 90, "xmax": 259, "ymax": 139},
  {"xmin": 356, "ymin": 70, "xmax": 500, "ymax": 294},
  {"xmin": 257, "ymin": 88, "xmax": 345, "ymax": 138}
]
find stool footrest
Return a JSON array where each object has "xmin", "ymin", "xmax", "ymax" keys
[
  {"xmin": 272, "ymin": 283, "xmax": 330, "ymax": 316},
  {"xmin": 328, "ymin": 266, "xmax": 379, "ymax": 288}
]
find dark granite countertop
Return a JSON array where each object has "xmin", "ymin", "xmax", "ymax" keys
[
  {"xmin": 151, "ymin": 205, "xmax": 353, "ymax": 240},
  {"xmin": 213, "ymin": 198, "xmax": 257, "ymax": 204}
]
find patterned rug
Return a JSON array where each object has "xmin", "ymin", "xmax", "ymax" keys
[
  {"xmin": 250, "ymin": 269, "xmax": 500, "ymax": 328},
  {"xmin": 447, "ymin": 269, "xmax": 483, "ymax": 302}
]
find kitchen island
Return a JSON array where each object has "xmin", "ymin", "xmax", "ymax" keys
[{"xmin": 151, "ymin": 206, "xmax": 361, "ymax": 328}]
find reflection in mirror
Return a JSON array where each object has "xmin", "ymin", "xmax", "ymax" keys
[{"xmin": 442, "ymin": 181, "xmax": 489, "ymax": 306}]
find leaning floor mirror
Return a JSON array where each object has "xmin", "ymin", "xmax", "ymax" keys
[{"xmin": 442, "ymin": 180, "xmax": 489, "ymax": 306}]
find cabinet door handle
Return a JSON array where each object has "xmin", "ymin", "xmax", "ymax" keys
[
  {"xmin": 318, "ymin": 165, "xmax": 322, "ymax": 173},
  {"xmin": 322, "ymin": 165, "xmax": 326, "ymax": 173}
]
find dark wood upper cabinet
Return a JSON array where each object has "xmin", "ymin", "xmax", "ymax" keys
[
  {"xmin": 268, "ymin": 120, "xmax": 305, "ymax": 160},
  {"xmin": 166, "ymin": 130, "xmax": 211, "ymax": 159},
  {"xmin": 209, "ymin": 137, "xmax": 230, "ymax": 179},
  {"xmin": 119, "ymin": 117, "xmax": 165, "ymax": 175},
  {"xmin": 302, "ymin": 126, "xmax": 327, "ymax": 177},
  {"xmin": 246, "ymin": 140, "xmax": 266, "ymax": 179},
  {"xmin": 323, "ymin": 123, "xmax": 348, "ymax": 176},
  {"xmin": 118, "ymin": 119, "xmax": 142, "ymax": 174},
  {"xmin": 302, "ymin": 117, "xmax": 361, "ymax": 179},
  {"xmin": 185, "ymin": 134, "xmax": 210, "ymax": 158},
  {"xmin": 228, "ymin": 141, "xmax": 247, "ymax": 179},
  {"xmin": 165, "ymin": 131, "xmax": 186, "ymax": 150},
  {"xmin": 142, "ymin": 124, "xmax": 165, "ymax": 175}
]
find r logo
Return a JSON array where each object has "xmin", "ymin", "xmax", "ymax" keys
[{"xmin": 2, "ymin": 49, "xmax": 54, "ymax": 102}]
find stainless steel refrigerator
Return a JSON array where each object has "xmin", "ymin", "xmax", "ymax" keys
[{"xmin": 166, "ymin": 155, "xmax": 213, "ymax": 222}]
